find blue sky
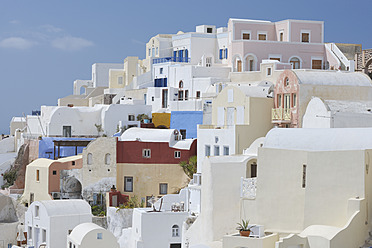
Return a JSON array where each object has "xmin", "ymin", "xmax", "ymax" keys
[{"xmin": 0, "ymin": 0, "xmax": 371, "ymax": 134}]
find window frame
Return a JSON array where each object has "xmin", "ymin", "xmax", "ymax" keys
[
  {"xmin": 257, "ymin": 31, "xmax": 267, "ymax": 41},
  {"xmin": 142, "ymin": 149, "xmax": 151, "ymax": 158},
  {"xmin": 205, "ymin": 145, "xmax": 211, "ymax": 156},
  {"xmin": 301, "ymin": 30, "xmax": 311, "ymax": 43},
  {"xmin": 124, "ymin": 176, "xmax": 133, "ymax": 192},
  {"xmin": 223, "ymin": 146, "xmax": 229, "ymax": 156},
  {"xmin": 174, "ymin": 151, "xmax": 181, "ymax": 158},
  {"xmin": 241, "ymin": 30, "xmax": 251, "ymax": 40},
  {"xmin": 214, "ymin": 145, "xmax": 220, "ymax": 156},
  {"xmin": 172, "ymin": 225, "xmax": 180, "ymax": 237},
  {"xmin": 159, "ymin": 183, "xmax": 168, "ymax": 195}
]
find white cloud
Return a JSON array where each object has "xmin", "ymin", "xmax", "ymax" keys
[
  {"xmin": 51, "ymin": 36, "xmax": 94, "ymax": 51},
  {"xmin": 40, "ymin": 24, "xmax": 63, "ymax": 33},
  {"xmin": 0, "ymin": 37, "xmax": 35, "ymax": 49}
]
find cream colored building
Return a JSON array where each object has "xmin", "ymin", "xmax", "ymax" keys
[
  {"xmin": 197, "ymin": 84, "xmax": 273, "ymax": 170},
  {"xmin": 21, "ymin": 156, "xmax": 82, "ymax": 206},
  {"xmin": 185, "ymin": 128, "xmax": 372, "ymax": 248},
  {"xmin": 67, "ymin": 222, "xmax": 119, "ymax": 248},
  {"xmin": 81, "ymin": 137, "xmax": 117, "ymax": 204}
]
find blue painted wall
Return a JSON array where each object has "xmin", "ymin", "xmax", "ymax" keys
[
  {"xmin": 170, "ymin": 111, "xmax": 203, "ymax": 139},
  {"xmin": 38, "ymin": 137, "xmax": 94, "ymax": 159}
]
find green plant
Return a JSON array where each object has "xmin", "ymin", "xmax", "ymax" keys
[
  {"xmin": 137, "ymin": 114, "xmax": 149, "ymax": 123},
  {"xmin": 2, "ymin": 169, "xmax": 17, "ymax": 189},
  {"xmin": 94, "ymin": 124, "xmax": 104, "ymax": 133},
  {"xmin": 91, "ymin": 205, "xmax": 106, "ymax": 216},
  {"xmin": 236, "ymin": 220, "xmax": 254, "ymax": 232},
  {"xmin": 115, "ymin": 195, "xmax": 144, "ymax": 212},
  {"xmin": 179, "ymin": 156, "xmax": 197, "ymax": 179}
]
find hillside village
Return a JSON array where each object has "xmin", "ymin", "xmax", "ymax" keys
[{"xmin": 1, "ymin": 17, "xmax": 372, "ymax": 248}]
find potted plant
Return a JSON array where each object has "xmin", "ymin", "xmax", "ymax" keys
[{"xmin": 236, "ymin": 220, "xmax": 254, "ymax": 237}]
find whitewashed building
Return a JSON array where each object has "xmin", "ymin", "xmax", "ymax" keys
[{"xmin": 24, "ymin": 200, "xmax": 92, "ymax": 248}]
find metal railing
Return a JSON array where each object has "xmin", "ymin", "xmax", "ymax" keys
[
  {"xmin": 153, "ymin": 57, "xmax": 190, "ymax": 64},
  {"xmin": 241, "ymin": 177, "xmax": 257, "ymax": 199},
  {"xmin": 272, "ymin": 108, "xmax": 291, "ymax": 122}
]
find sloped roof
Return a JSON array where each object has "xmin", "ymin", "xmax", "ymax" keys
[
  {"xmin": 264, "ymin": 128, "xmax": 372, "ymax": 151},
  {"xmin": 293, "ymin": 70, "xmax": 372, "ymax": 87},
  {"xmin": 27, "ymin": 155, "xmax": 82, "ymax": 168},
  {"xmin": 37, "ymin": 199, "xmax": 91, "ymax": 217}
]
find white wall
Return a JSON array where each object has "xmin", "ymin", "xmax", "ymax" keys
[{"xmin": 92, "ymin": 63, "xmax": 123, "ymax": 88}]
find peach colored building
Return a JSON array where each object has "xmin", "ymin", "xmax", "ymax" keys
[
  {"xmin": 21, "ymin": 155, "xmax": 83, "ymax": 206},
  {"xmin": 272, "ymin": 70, "xmax": 372, "ymax": 128},
  {"xmin": 227, "ymin": 19, "xmax": 339, "ymax": 73}
]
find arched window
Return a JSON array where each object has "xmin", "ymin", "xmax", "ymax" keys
[
  {"xmin": 289, "ymin": 57, "xmax": 301, "ymax": 69},
  {"xmin": 87, "ymin": 153, "xmax": 92, "ymax": 165},
  {"xmin": 179, "ymin": 81, "xmax": 183, "ymax": 88},
  {"xmin": 172, "ymin": 225, "xmax": 179, "ymax": 237},
  {"xmin": 105, "ymin": 153, "xmax": 111, "ymax": 165}
]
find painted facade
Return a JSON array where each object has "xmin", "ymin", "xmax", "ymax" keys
[
  {"xmin": 25, "ymin": 200, "xmax": 92, "ymax": 248},
  {"xmin": 272, "ymin": 69, "xmax": 372, "ymax": 127},
  {"xmin": 116, "ymin": 128, "xmax": 196, "ymax": 203},
  {"xmin": 21, "ymin": 156, "xmax": 83, "ymax": 205},
  {"xmin": 170, "ymin": 111, "xmax": 203, "ymax": 139}
]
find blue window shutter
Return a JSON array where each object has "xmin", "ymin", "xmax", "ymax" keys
[
  {"xmin": 164, "ymin": 78, "xmax": 167, "ymax": 87},
  {"xmin": 185, "ymin": 49, "xmax": 188, "ymax": 60},
  {"xmin": 219, "ymin": 49, "xmax": 223, "ymax": 59},
  {"xmin": 173, "ymin": 51, "xmax": 177, "ymax": 58},
  {"xmin": 225, "ymin": 49, "xmax": 228, "ymax": 59}
]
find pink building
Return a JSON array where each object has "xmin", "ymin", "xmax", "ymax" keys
[{"xmin": 228, "ymin": 19, "xmax": 338, "ymax": 72}]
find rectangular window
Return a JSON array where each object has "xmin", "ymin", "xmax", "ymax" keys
[
  {"xmin": 214, "ymin": 145, "xmax": 220, "ymax": 156},
  {"xmin": 178, "ymin": 90, "xmax": 184, "ymax": 101},
  {"xmin": 152, "ymin": 96, "xmax": 154, "ymax": 101},
  {"xmin": 69, "ymin": 242, "xmax": 72, "ymax": 248},
  {"xmin": 35, "ymin": 205, "xmax": 39, "ymax": 217},
  {"xmin": 63, "ymin": 126, "xmax": 72, "ymax": 137},
  {"xmin": 206, "ymin": 57, "xmax": 212, "ymax": 67},
  {"xmin": 279, "ymin": 31, "xmax": 284, "ymax": 41},
  {"xmin": 267, "ymin": 67, "xmax": 272, "ymax": 76},
  {"xmin": 142, "ymin": 149, "xmax": 151, "ymax": 158},
  {"xmin": 174, "ymin": 151, "xmax": 181, "ymax": 158},
  {"xmin": 97, "ymin": 233, "xmax": 103, "ymax": 239},
  {"xmin": 219, "ymin": 49, "xmax": 223, "ymax": 59},
  {"xmin": 301, "ymin": 32, "xmax": 310, "ymax": 43},
  {"xmin": 302, "ymin": 164, "xmax": 307, "ymax": 188},
  {"xmin": 258, "ymin": 33, "xmax": 267, "ymax": 40},
  {"xmin": 207, "ymin": 27, "xmax": 213, "ymax": 33},
  {"xmin": 242, "ymin": 33, "xmax": 250, "ymax": 40},
  {"xmin": 251, "ymin": 163, "xmax": 257, "ymax": 178},
  {"xmin": 292, "ymin": 94, "xmax": 297, "ymax": 107},
  {"xmin": 196, "ymin": 91, "xmax": 201, "ymax": 99},
  {"xmin": 312, "ymin": 59, "xmax": 322, "ymax": 69},
  {"xmin": 224, "ymin": 48, "xmax": 228, "ymax": 59},
  {"xmin": 156, "ymin": 47, "xmax": 159, "ymax": 55},
  {"xmin": 185, "ymin": 90, "xmax": 189, "ymax": 100},
  {"xmin": 72, "ymin": 161, "xmax": 75, "ymax": 166},
  {"xmin": 52, "ymin": 170, "xmax": 57, "ymax": 175},
  {"xmin": 148, "ymin": 48, "xmax": 151, "ymax": 57},
  {"xmin": 270, "ymin": 57, "xmax": 281, "ymax": 61},
  {"xmin": 124, "ymin": 177, "xmax": 133, "ymax": 192},
  {"xmin": 180, "ymin": 129, "xmax": 186, "ymax": 139},
  {"xmin": 205, "ymin": 145, "xmax": 211, "ymax": 156},
  {"xmin": 228, "ymin": 89, "xmax": 234, "ymax": 103},
  {"xmin": 159, "ymin": 183, "xmax": 168, "ymax": 194},
  {"xmin": 160, "ymin": 68, "xmax": 163, "ymax": 74},
  {"xmin": 118, "ymin": 76, "xmax": 123, "ymax": 85},
  {"xmin": 223, "ymin": 146, "xmax": 229, "ymax": 156},
  {"xmin": 277, "ymin": 94, "xmax": 282, "ymax": 108},
  {"xmin": 128, "ymin": 114, "xmax": 135, "ymax": 121},
  {"xmin": 42, "ymin": 229, "xmax": 46, "ymax": 242},
  {"xmin": 36, "ymin": 170, "xmax": 40, "ymax": 182}
]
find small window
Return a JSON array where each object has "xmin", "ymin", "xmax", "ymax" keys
[
  {"xmin": 69, "ymin": 242, "xmax": 72, "ymax": 248},
  {"xmin": 142, "ymin": 149, "xmax": 151, "ymax": 158},
  {"xmin": 118, "ymin": 76, "xmax": 123, "ymax": 85},
  {"xmin": 279, "ymin": 31, "xmax": 284, "ymax": 41},
  {"xmin": 179, "ymin": 81, "xmax": 183, "ymax": 88},
  {"xmin": 267, "ymin": 67, "xmax": 272, "ymax": 76},
  {"xmin": 290, "ymin": 57, "xmax": 301, "ymax": 69},
  {"xmin": 285, "ymin": 77, "xmax": 290, "ymax": 86},
  {"xmin": 258, "ymin": 33, "xmax": 267, "ymax": 40},
  {"xmin": 224, "ymin": 48, "xmax": 228, "ymax": 59},
  {"xmin": 312, "ymin": 59, "xmax": 322, "ymax": 69},
  {"xmin": 148, "ymin": 48, "xmax": 151, "ymax": 56},
  {"xmin": 160, "ymin": 68, "xmax": 163, "ymax": 74},
  {"xmin": 97, "ymin": 233, "xmax": 103, "ymax": 239},
  {"xmin": 293, "ymin": 94, "xmax": 297, "ymax": 107},
  {"xmin": 68, "ymin": 230, "xmax": 72, "ymax": 235},
  {"xmin": 159, "ymin": 183, "xmax": 168, "ymax": 194},
  {"xmin": 63, "ymin": 126, "xmax": 72, "ymax": 137},
  {"xmin": 172, "ymin": 225, "xmax": 179, "ymax": 237},
  {"xmin": 214, "ymin": 145, "xmax": 220, "ymax": 156},
  {"xmin": 42, "ymin": 229, "xmax": 46, "ymax": 242},
  {"xmin": 223, "ymin": 146, "xmax": 229, "ymax": 156},
  {"xmin": 36, "ymin": 170, "xmax": 40, "ymax": 182},
  {"xmin": 206, "ymin": 57, "xmax": 212, "ymax": 67},
  {"xmin": 52, "ymin": 170, "xmax": 57, "ymax": 175},
  {"xmin": 128, "ymin": 114, "xmax": 135, "ymax": 121},
  {"xmin": 105, "ymin": 153, "xmax": 111, "ymax": 165},
  {"xmin": 278, "ymin": 94, "xmax": 282, "ymax": 108},
  {"xmin": 242, "ymin": 33, "xmax": 250, "ymax": 40},
  {"xmin": 156, "ymin": 47, "xmax": 159, "ymax": 55},
  {"xmin": 185, "ymin": 90, "xmax": 189, "ymax": 101},
  {"xmin": 174, "ymin": 151, "xmax": 181, "ymax": 158},
  {"xmin": 178, "ymin": 90, "xmax": 184, "ymax": 101},
  {"xmin": 35, "ymin": 205, "xmax": 39, "ymax": 217},
  {"xmin": 196, "ymin": 91, "xmax": 201, "ymax": 99},
  {"xmin": 302, "ymin": 164, "xmax": 307, "ymax": 188},
  {"xmin": 87, "ymin": 153, "xmax": 92, "ymax": 165},
  {"xmin": 72, "ymin": 161, "xmax": 75, "ymax": 166},
  {"xmin": 205, "ymin": 145, "xmax": 211, "ymax": 156},
  {"xmin": 207, "ymin": 27, "xmax": 213, "ymax": 33},
  {"xmin": 180, "ymin": 129, "xmax": 186, "ymax": 139},
  {"xmin": 152, "ymin": 96, "xmax": 154, "ymax": 101},
  {"xmin": 124, "ymin": 177, "xmax": 133, "ymax": 192},
  {"xmin": 301, "ymin": 32, "xmax": 310, "ymax": 43}
]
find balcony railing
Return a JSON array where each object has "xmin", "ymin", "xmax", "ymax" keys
[
  {"xmin": 272, "ymin": 108, "xmax": 291, "ymax": 122},
  {"xmin": 241, "ymin": 177, "xmax": 256, "ymax": 199},
  {"xmin": 153, "ymin": 57, "xmax": 190, "ymax": 64}
]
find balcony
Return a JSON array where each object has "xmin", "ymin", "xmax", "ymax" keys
[
  {"xmin": 153, "ymin": 57, "xmax": 190, "ymax": 64},
  {"xmin": 272, "ymin": 108, "xmax": 291, "ymax": 123},
  {"xmin": 241, "ymin": 177, "xmax": 257, "ymax": 199}
]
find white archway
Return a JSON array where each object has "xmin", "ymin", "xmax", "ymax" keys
[
  {"xmin": 232, "ymin": 54, "xmax": 243, "ymax": 72},
  {"xmin": 243, "ymin": 53, "xmax": 258, "ymax": 71},
  {"xmin": 288, "ymin": 56, "xmax": 303, "ymax": 69}
]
